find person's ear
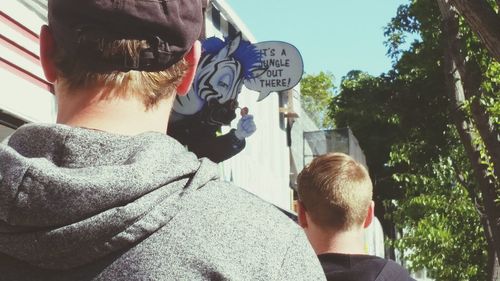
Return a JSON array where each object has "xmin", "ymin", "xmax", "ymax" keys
[
  {"xmin": 176, "ymin": 40, "xmax": 201, "ymax": 96},
  {"xmin": 39, "ymin": 25, "xmax": 58, "ymax": 83},
  {"xmin": 363, "ymin": 201, "xmax": 375, "ymax": 229},
  {"xmin": 297, "ymin": 201, "xmax": 309, "ymax": 229}
]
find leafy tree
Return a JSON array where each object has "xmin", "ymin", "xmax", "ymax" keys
[
  {"xmin": 331, "ymin": 67, "xmax": 491, "ymax": 281},
  {"xmin": 300, "ymin": 71, "xmax": 335, "ymax": 128},
  {"xmin": 436, "ymin": 1, "xmax": 500, "ymax": 276},
  {"xmin": 390, "ymin": 146, "xmax": 488, "ymax": 281},
  {"xmin": 329, "ymin": 0, "xmax": 499, "ymax": 279}
]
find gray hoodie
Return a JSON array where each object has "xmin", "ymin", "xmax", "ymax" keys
[{"xmin": 0, "ymin": 124, "xmax": 325, "ymax": 281}]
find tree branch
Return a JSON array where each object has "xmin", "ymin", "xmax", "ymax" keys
[
  {"xmin": 437, "ymin": 0, "xmax": 500, "ymax": 267},
  {"xmin": 463, "ymin": 59, "xmax": 500, "ymax": 181},
  {"xmin": 448, "ymin": 0, "xmax": 500, "ymax": 61}
]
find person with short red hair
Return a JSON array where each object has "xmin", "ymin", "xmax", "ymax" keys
[{"xmin": 297, "ymin": 153, "xmax": 414, "ymax": 281}]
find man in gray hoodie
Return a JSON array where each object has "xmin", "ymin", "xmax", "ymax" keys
[{"xmin": 0, "ymin": 0, "xmax": 325, "ymax": 280}]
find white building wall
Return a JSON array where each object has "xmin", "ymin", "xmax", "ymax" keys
[
  {"xmin": 221, "ymin": 92, "xmax": 291, "ymax": 210},
  {"xmin": 209, "ymin": 0, "xmax": 292, "ymax": 210}
]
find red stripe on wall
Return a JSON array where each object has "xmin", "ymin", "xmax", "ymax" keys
[
  {"xmin": 0, "ymin": 11, "xmax": 39, "ymax": 44},
  {"xmin": 0, "ymin": 57, "xmax": 54, "ymax": 93},
  {"xmin": 0, "ymin": 34, "xmax": 40, "ymax": 65},
  {"xmin": 0, "ymin": 10, "xmax": 52, "ymax": 94}
]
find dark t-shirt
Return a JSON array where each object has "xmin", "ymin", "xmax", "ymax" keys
[{"xmin": 317, "ymin": 253, "xmax": 415, "ymax": 281}]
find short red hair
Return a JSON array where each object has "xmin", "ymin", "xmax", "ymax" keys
[{"xmin": 297, "ymin": 153, "xmax": 372, "ymax": 231}]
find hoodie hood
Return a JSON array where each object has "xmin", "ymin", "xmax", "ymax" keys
[{"xmin": 0, "ymin": 123, "xmax": 219, "ymax": 270}]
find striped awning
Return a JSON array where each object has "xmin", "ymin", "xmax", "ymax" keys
[
  {"xmin": 207, "ymin": 0, "xmax": 253, "ymax": 41},
  {"xmin": 207, "ymin": 4, "xmax": 238, "ymax": 39},
  {"xmin": 0, "ymin": 0, "xmax": 55, "ymax": 124}
]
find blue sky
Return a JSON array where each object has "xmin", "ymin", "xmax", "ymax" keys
[{"xmin": 225, "ymin": 0, "xmax": 410, "ymax": 84}]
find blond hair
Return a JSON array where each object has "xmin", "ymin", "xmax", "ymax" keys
[
  {"xmin": 297, "ymin": 153, "xmax": 372, "ymax": 231},
  {"xmin": 53, "ymin": 39, "xmax": 189, "ymax": 109}
]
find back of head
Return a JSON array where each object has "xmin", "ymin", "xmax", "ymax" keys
[
  {"xmin": 48, "ymin": 0, "xmax": 203, "ymax": 107},
  {"xmin": 297, "ymin": 153, "xmax": 373, "ymax": 231}
]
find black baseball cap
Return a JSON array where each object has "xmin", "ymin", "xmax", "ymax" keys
[{"xmin": 48, "ymin": 0, "xmax": 203, "ymax": 72}]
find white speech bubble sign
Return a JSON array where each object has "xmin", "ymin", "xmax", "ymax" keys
[{"xmin": 244, "ymin": 41, "xmax": 304, "ymax": 101}]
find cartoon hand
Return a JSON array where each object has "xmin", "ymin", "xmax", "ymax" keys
[
  {"xmin": 240, "ymin": 107, "xmax": 249, "ymax": 116},
  {"xmin": 234, "ymin": 114, "xmax": 256, "ymax": 140}
]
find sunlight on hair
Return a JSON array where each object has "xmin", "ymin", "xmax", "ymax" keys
[
  {"xmin": 54, "ymin": 39, "xmax": 189, "ymax": 109},
  {"xmin": 297, "ymin": 153, "xmax": 373, "ymax": 231}
]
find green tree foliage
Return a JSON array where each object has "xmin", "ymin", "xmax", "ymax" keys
[
  {"xmin": 330, "ymin": 70, "xmax": 489, "ymax": 281},
  {"xmin": 328, "ymin": 0, "xmax": 499, "ymax": 279},
  {"xmin": 390, "ymin": 141, "xmax": 488, "ymax": 281},
  {"xmin": 300, "ymin": 71, "xmax": 335, "ymax": 128}
]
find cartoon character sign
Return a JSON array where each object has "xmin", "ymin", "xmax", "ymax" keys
[
  {"xmin": 168, "ymin": 34, "xmax": 263, "ymax": 163},
  {"xmin": 172, "ymin": 34, "xmax": 262, "ymax": 120},
  {"xmin": 168, "ymin": 34, "xmax": 303, "ymax": 163}
]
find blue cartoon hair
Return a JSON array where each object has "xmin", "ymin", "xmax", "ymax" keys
[{"xmin": 202, "ymin": 34, "xmax": 262, "ymax": 79}]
